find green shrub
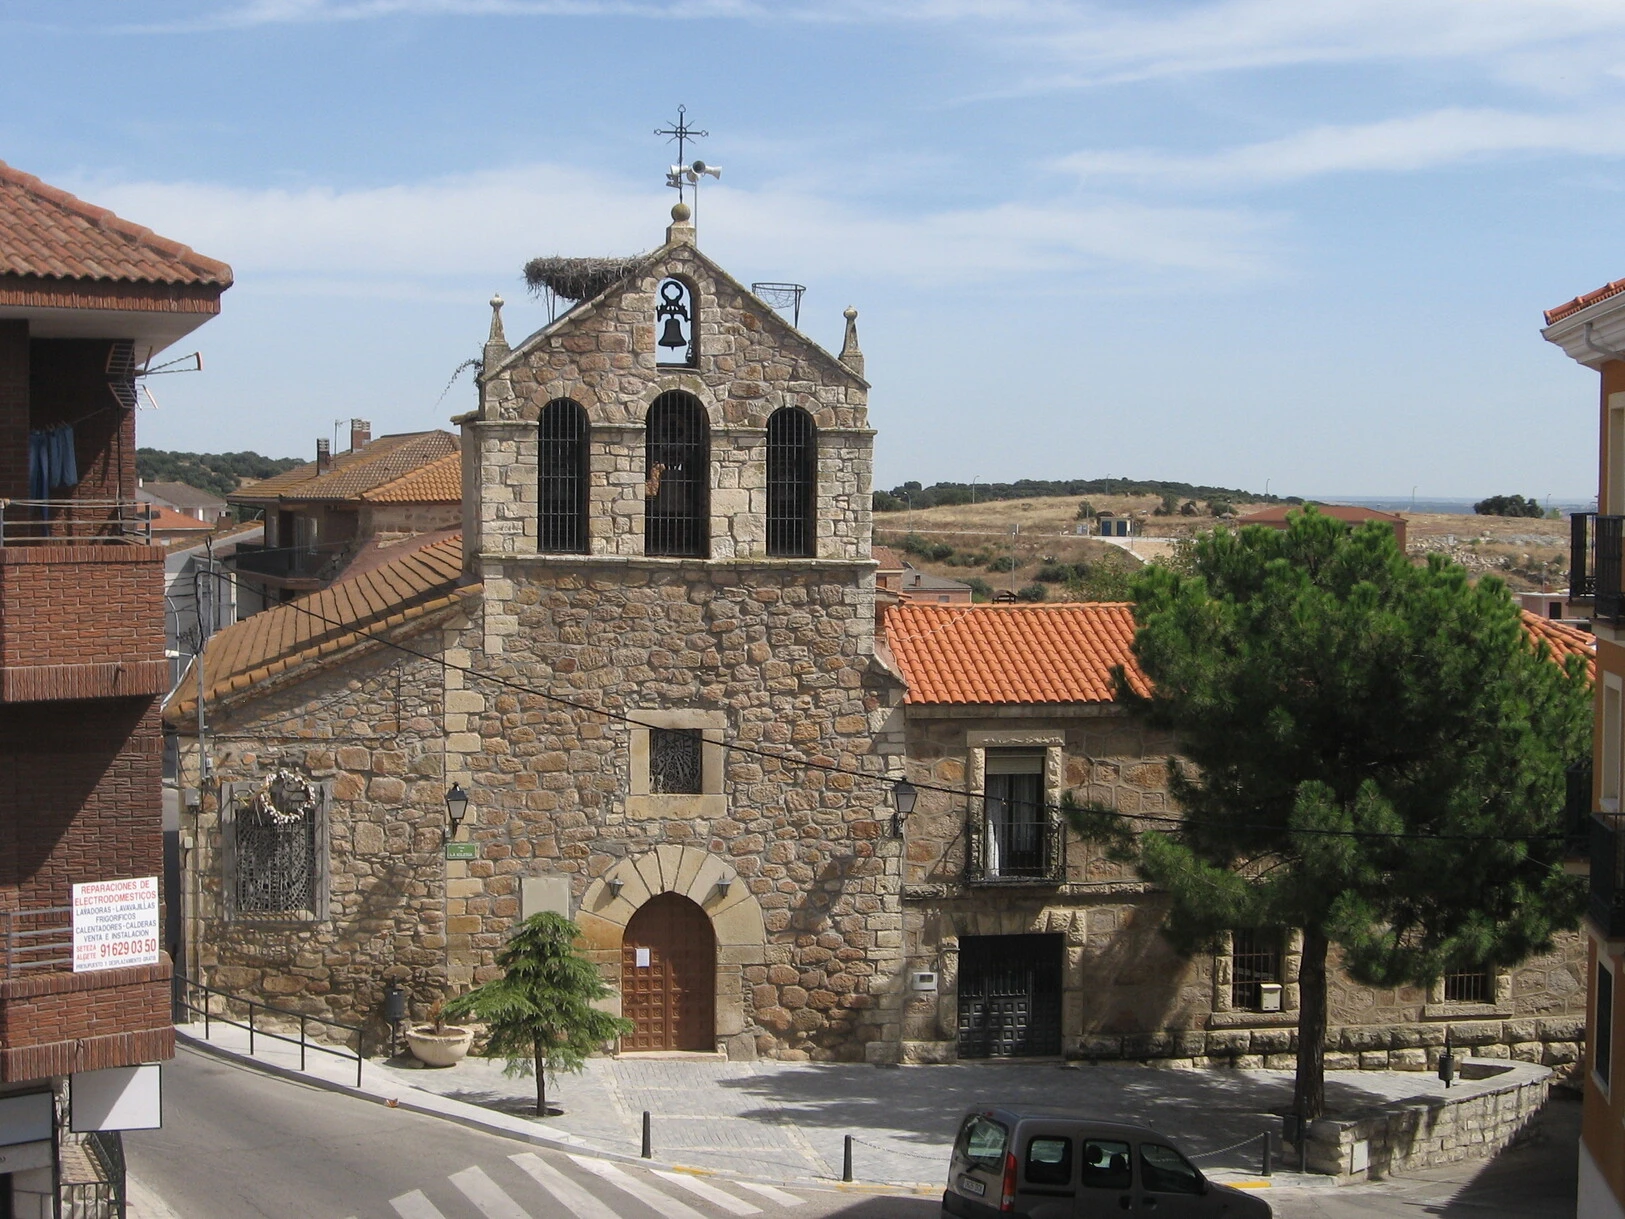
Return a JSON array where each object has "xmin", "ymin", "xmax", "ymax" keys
[
  {"xmin": 1016, "ymin": 583, "xmax": 1048, "ymax": 602},
  {"xmin": 966, "ymin": 577, "xmax": 992, "ymax": 601},
  {"xmin": 925, "ymin": 542, "xmax": 955, "ymax": 562},
  {"xmin": 986, "ymin": 555, "xmax": 1017, "ymax": 573}
]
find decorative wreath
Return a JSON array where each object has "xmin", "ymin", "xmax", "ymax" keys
[{"xmin": 248, "ymin": 769, "xmax": 319, "ymax": 826}]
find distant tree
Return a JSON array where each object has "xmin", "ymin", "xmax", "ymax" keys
[
  {"xmin": 1473, "ymin": 494, "xmax": 1543, "ymax": 518},
  {"xmin": 873, "ymin": 491, "xmax": 903, "ymax": 512},
  {"xmin": 965, "ymin": 577, "xmax": 993, "ymax": 601},
  {"xmin": 136, "ymin": 448, "xmax": 303, "ymax": 499},
  {"xmin": 1016, "ymin": 583, "xmax": 1048, "ymax": 602},
  {"xmin": 1153, "ymin": 492, "xmax": 1179, "ymax": 516},
  {"xmin": 1076, "ymin": 500, "xmax": 1097, "ymax": 520},
  {"xmin": 1206, "ymin": 498, "xmax": 1234, "ymax": 518},
  {"xmin": 1071, "ymin": 508, "xmax": 1589, "ymax": 1124},
  {"xmin": 986, "ymin": 555, "xmax": 1017, "ymax": 573},
  {"xmin": 442, "ymin": 913, "xmax": 633, "ymax": 1116}
]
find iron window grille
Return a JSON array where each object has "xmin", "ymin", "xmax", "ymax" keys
[
  {"xmin": 650, "ymin": 728, "xmax": 704, "ymax": 795},
  {"xmin": 1443, "ymin": 967, "xmax": 1494, "ymax": 1004},
  {"xmin": 1230, "ymin": 928, "xmax": 1283, "ymax": 1010},
  {"xmin": 766, "ymin": 407, "xmax": 816, "ymax": 557},
  {"xmin": 645, "ymin": 391, "xmax": 710, "ymax": 557},
  {"xmin": 223, "ymin": 777, "xmax": 328, "ymax": 920},
  {"xmin": 970, "ymin": 751, "xmax": 1059, "ymax": 881},
  {"xmin": 539, "ymin": 398, "xmax": 589, "ymax": 553}
]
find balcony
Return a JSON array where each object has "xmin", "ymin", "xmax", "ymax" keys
[
  {"xmin": 1591, "ymin": 814, "xmax": 1625, "ymax": 939},
  {"xmin": 0, "ymin": 906, "xmax": 172, "ymax": 1081},
  {"xmin": 1570, "ymin": 512, "xmax": 1625, "ymax": 619},
  {"xmin": 0, "ymin": 501, "xmax": 167, "ymax": 702},
  {"xmin": 226, "ymin": 542, "xmax": 324, "ymax": 593}
]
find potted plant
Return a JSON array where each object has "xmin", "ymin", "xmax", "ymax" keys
[{"xmin": 405, "ymin": 999, "xmax": 475, "ymax": 1068}]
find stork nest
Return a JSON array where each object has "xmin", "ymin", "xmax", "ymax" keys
[{"xmin": 523, "ymin": 255, "xmax": 645, "ymax": 303}]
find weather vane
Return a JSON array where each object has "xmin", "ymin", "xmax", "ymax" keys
[{"xmin": 656, "ymin": 106, "xmax": 719, "ymax": 205}]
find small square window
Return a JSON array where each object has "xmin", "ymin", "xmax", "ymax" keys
[
  {"xmin": 1443, "ymin": 967, "xmax": 1493, "ymax": 1004},
  {"xmin": 1230, "ymin": 928, "xmax": 1283, "ymax": 1009},
  {"xmin": 650, "ymin": 728, "xmax": 704, "ymax": 795}
]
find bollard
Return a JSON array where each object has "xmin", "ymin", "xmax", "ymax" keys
[
  {"xmin": 843, "ymin": 1135, "xmax": 854, "ymax": 1183},
  {"xmin": 1260, "ymin": 1132, "xmax": 1271, "ymax": 1177},
  {"xmin": 642, "ymin": 1110, "xmax": 652, "ymax": 1159}
]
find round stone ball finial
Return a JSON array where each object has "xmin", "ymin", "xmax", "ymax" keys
[
  {"xmin": 844, "ymin": 306, "xmax": 858, "ymax": 321},
  {"xmin": 671, "ymin": 201, "xmax": 693, "ymax": 223},
  {"xmin": 490, "ymin": 293, "xmax": 504, "ymax": 309}
]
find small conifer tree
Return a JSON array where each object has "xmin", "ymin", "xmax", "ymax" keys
[{"xmin": 442, "ymin": 912, "xmax": 633, "ymax": 1115}]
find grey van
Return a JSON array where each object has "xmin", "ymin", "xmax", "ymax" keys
[{"xmin": 942, "ymin": 1107, "xmax": 1272, "ymax": 1218}]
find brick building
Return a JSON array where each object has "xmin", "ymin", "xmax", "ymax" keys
[{"xmin": 0, "ymin": 160, "xmax": 229, "ymax": 1214}]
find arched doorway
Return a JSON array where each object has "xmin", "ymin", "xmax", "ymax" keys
[{"xmin": 621, "ymin": 893, "xmax": 716, "ymax": 1051}]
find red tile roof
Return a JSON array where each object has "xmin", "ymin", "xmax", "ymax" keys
[
  {"xmin": 361, "ymin": 452, "xmax": 461, "ymax": 503},
  {"xmin": 1546, "ymin": 279, "xmax": 1625, "ymax": 327},
  {"xmin": 0, "ymin": 160, "xmax": 233, "ymax": 286},
  {"xmin": 231, "ymin": 432, "xmax": 458, "ymax": 505},
  {"xmin": 1520, "ymin": 609, "xmax": 1595, "ymax": 682},
  {"xmin": 883, "ymin": 602, "xmax": 1150, "ymax": 705}
]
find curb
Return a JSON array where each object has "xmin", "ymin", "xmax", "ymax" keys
[{"xmin": 175, "ymin": 1031, "xmax": 933, "ymax": 1194}]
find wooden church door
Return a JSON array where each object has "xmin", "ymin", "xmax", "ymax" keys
[{"xmin": 621, "ymin": 893, "xmax": 716, "ymax": 1051}]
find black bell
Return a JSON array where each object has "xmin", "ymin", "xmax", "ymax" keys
[{"xmin": 658, "ymin": 317, "xmax": 688, "ymax": 348}]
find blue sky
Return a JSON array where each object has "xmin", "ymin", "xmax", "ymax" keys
[{"xmin": 6, "ymin": 1, "xmax": 1625, "ymax": 499}]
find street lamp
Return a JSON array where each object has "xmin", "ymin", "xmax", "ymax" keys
[
  {"xmin": 890, "ymin": 777, "xmax": 918, "ymax": 838},
  {"xmin": 445, "ymin": 782, "xmax": 470, "ymax": 841}
]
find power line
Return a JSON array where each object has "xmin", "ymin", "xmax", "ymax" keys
[{"xmin": 187, "ymin": 564, "xmax": 1579, "ymax": 848}]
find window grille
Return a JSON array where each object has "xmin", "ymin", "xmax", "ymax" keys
[
  {"xmin": 228, "ymin": 776, "xmax": 324, "ymax": 918},
  {"xmin": 983, "ymin": 752, "xmax": 1049, "ymax": 878},
  {"xmin": 1230, "ymin": 928, "xmax": 1283, "ymax": 1009},
  {"xmin": 766, "ymin": 407, "xmax": 816, "ymax": 557},
  {"xmin": 539, "ymin": 398, "xmax": 589, "ymax": 553},
  {"xmin": 1443, "ymin": 967, "xmax": 1493, "ymax": 1004},
  {"xmin": 645, "ymin": 392, "xmax": 709, "ymax": 557},
  {"xmin": 650, "ymin": 728, "xmax": 704, "ymax": 794}
]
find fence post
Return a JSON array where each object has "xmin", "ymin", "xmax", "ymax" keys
[
  {"xmin": 843, "ymin": 1136, "xmax": 854, "ymax": 1183},
  {"xmin": 248, "ymin": 1000, "xmax": 255, "ymax": 1055},
  {"xmin": 642, "ymin": 1111, "xmax": 652, "ymax": 1159},
  {"xmin": 1260, "ymin": 1132, "xmax": 1271, "ymax": 1177},
  {"xmin": 300, "ymin": 1015, "xmax": 307, "ymax": 1072},
  {"xmin": 204, "ymin": 985, "xmax": 210, "ymax": 1040}
]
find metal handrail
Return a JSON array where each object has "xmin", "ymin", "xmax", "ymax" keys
[
  {"xmin": 180, "ymin": 977, "xmax": 366, "ymax": 1088},
  {"xmin": 0, "ymin": 905, "xmax": 73, "ymax": 976},
  {"xmin": 0, "ymin": 498, "xmax": 154, "ymax": 547}
]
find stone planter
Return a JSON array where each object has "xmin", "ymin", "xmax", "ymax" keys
[{"xmin": 406, "ymin": 1025, "xmax": 474, "ymax": 1067}]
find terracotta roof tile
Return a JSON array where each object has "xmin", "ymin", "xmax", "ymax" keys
[
  {"xmin": 164, "ymin": 535, "xmax": 471, "ymax": 722},
  {"xmin": 0, "ymin": 160, "xmax": 232, "ymax": 286},
  {"xmin": 1520, "ymin": 609, "xmax": 1595, "ymax": 682},
  {"xmin": 1546, "ymin": 278, "xmax": 1625, "ymax": 326},
  {"xmin": 361, "ymin": 452, "xmax": 461, "ymax": 503},
  {"xmin": 231, "ymin": 432, "xmax": 458, "ymax": 504},
  {"xmin": 883, "ymin": 602, "xmax": 1149, "ymax": 705},
  {"xmin": 872, "ymin": 546, "xmax": 904, "ymax": 571}
]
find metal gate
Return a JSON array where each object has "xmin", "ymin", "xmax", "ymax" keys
[{"xmin": 957, "ymin": 934, "xmax": 1063, "ymax": 1058}]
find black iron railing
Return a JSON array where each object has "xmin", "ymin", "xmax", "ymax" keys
[
  {"xmin": 1574, "ymin": 513, "xmax": 1625, "ymax": 619},
  {"xmin": 1572, "ymin": 511, "xmax": 1596, "ymax": 600},
  {"xmin": 1591, "ymin": 814, "xmax": 1625, "ymax": 938},
  {"xmin": 226, "ymin": 543, "xmax": 298, "ymax": 579},
  {"xmin": 179, "ymin": 977, "xmax": 366, "ymax": 1087}
]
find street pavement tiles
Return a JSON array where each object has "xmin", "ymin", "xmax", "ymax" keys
[{"xmin": 368, "ymin": 1151, "xmax": 812, "ymax": 1219}]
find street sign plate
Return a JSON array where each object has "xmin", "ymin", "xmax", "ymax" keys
[{"xmin": 445, "ymin": 842, "xmax": 478, "ymax": 860}]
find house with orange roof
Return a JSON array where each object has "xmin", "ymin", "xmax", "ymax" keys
[
  {"xmin": 225, "ymin": 426, "xmax": 460, "ymax": 601},
  {"xmin": 0, "ymin": 159, "xmax": 230, "ymax": 1212},
  {"xmin": 1543, "ymin": 274, "xmax": 1625, "ymax": 1219},
  {"xmin": 1236, "ymin": 503, "xmax": 1408, "ymax": 551}
]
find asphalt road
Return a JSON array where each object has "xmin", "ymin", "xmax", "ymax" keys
[{"xmin": 125, "ymin": 1045, "xmax": 938, "ymax": 1219}]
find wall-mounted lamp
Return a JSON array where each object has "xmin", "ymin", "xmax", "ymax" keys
[
  {"xmin": 890, "ymin": 777, "xmax": 918, "ymax": 838},
  {"xmin": 445, "ymin": 782, "xmax": 470, "ymax": 841},
  {"xmin": 716, "ymin": 877, "xmax": 732, "ymax": 897},
  {"xmin": 608, "ymin": 878, "xmax": 625, "ymax": 899}
]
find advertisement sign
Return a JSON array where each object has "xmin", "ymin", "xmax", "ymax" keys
[
  {"xmin": 72, "ymin": 877, "xmax": 160, "ymax": 973},
  {"xmin": 71, "ymin": 1065, "xmax": 162, "ymax": 1132}
]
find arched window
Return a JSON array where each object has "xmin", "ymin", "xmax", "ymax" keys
[
  {"xmin": 655, "ymin": 277, "xmax": 697, "ymax": 368},
  {"xmin": 538, "ymin": 398, "xmax": 589, "ymax": 553},
  {"xmin": 645, "ymin": 391, "xmax": 709, "ymax": 557},
  {"xmin": 766, "ymin": 407, "xmax": 816, "ymax": 557}
]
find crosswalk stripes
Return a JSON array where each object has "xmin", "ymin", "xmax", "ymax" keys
[
  {"xmin": 731, "ymin": 1181, "xmax": 805, "ymax": 1207},
  {"xmin": 569, "ymin": 1154, "xmax": 711, "ymax": 1219},
  {"xmin": 650, "ymin": 1170, "xmax": 762, "ymax": 1215},
  {"xmin": 509, "ymin": 1152, "xmax": 624, "ymax": 1219},
  {"xmin": 384, "ymin": 1150, "xmax": 810, "ymax": 1219},
  {"xmin": 450, "ymin": 1166, "xmax": 533, "ymax": 1219}
]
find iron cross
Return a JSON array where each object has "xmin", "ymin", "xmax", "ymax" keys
[{"xmin": 655, "ymin": 105, "xmax": 707, "ymax": 201}]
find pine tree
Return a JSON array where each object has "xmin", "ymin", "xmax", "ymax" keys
[
  {"xmin": 1071, "ymin": 508, "xmax": 1589, "ymax": 1122},
  {"xmin": 442, "ymin": 912, "xmax": 633, "ymax": 1116}
]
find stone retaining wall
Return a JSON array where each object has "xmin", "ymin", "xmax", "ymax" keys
[{"xmin": 1302, "ymin": 1058, "xmax": 1552, "ymax": 1178}]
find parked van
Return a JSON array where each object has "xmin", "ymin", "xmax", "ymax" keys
[{"xmin": 942, "ymin": 1107, "xmax": 1272, "ymax": 1218}]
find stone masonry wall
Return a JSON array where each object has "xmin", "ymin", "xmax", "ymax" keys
[{"xmin": 900, "ymin": 708, "xmax": 1588, "ymax": 1068}]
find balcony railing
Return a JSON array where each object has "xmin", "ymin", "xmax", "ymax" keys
[
  {"xmin": 1591, "ymin": 814, "xmax": 1625, "ymax": 938},
  {"xmin": 0, "ymin": 905, "xmax": 72, "ymax": 976},
  {"xmin": 1571, "ymin": 512, "xmax": 1625, "ymax": 619},
  {"xmin": 0, "ymin": 500, "xmax": 153, "ymax": 547}
]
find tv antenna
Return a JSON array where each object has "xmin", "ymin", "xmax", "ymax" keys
[{"xmin": 106, "ymin": 341, "xmax": 203, "ymax": 410}]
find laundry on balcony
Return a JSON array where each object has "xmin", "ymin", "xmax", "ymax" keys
[{"xmin": 26, "ymin": 424, "xmax": 79, "ymax": 509}]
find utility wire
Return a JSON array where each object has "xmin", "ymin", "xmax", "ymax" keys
[{"xmin": 190, "ymin": 564, "xmax": 1581, "ymax": 848}]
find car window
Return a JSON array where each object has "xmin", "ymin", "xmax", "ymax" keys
[
  {"xmin": 1079, "ymin": 1139, "xmax": 1132, "ymax": 1190},
  {"xmin": 1139, "ymin": 1143, "xmax": 1203, "ymax": 1195},
  {"xmin": 1024, "ymin": 1137, "xmax": 1072, "ymax": 1186},
  {"xmin": 954, "ymin": 1116, "xmax": 1009, "ymax": 1171}
]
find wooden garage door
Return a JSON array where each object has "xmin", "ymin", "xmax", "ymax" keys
[
  {"xmin": 621, "ymin": 893, "xmax": 716, "ymax": 1052},
  {"xmin": 957, "ymin": 933, "xmax": 1063, "ymax": 1059}
]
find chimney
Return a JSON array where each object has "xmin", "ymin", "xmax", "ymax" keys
[
  {"xmin": 350, "ymin": 419, "xmax": 371, "ymax": 452},
  {"xmin": 316, "ymin": 437, "xmax": 331, "ymax": 474}
]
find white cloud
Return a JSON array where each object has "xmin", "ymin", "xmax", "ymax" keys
[
  {"xmin": 1057, "ymin": 107, "xmax": 1625, "ymax": 187},
  {"xmin": 73, "ymin": 163, "xmax": 1277, "ymax": 290}
]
